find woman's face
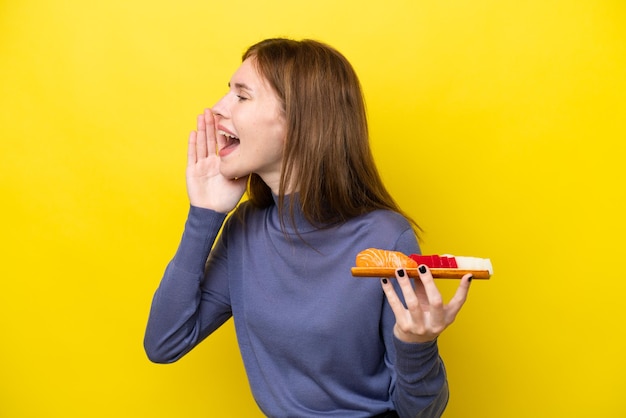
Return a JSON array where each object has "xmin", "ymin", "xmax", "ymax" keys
[{"xmin": 211, "ymin": 57, "xmax": 287, "ymax": 192}]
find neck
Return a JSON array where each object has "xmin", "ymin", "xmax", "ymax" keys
[{"xmin": 260, "ymin": 173, "xmax": 296, "ymax": 196}]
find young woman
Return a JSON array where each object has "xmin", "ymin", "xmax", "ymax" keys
[{"xmin": 144, "ymin": 38, "xmax": 472, "ymax": 418}]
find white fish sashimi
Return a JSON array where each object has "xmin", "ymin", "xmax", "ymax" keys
[{"xmin": 447, "ymin": 255, "xmax": 494, "ymax": 275}]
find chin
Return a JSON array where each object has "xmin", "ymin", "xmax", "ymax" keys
[{"xmin": 219, "ymin": 166, "xmax": 248, "ymax": 181}]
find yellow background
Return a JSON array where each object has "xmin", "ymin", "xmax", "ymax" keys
[{"xmin": 2, "ymin": 0, "xmax": 625, "ymax": 416}]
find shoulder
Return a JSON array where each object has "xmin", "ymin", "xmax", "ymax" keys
[
  {"xmin": 343, "ymin": 209, "xmax": 419, "ymax": 254},
  {"xmin": 221, "ymin": 200, "xmax": 263, "ymax": 231},
  {"xmin": 232, "ymin": 199, "xmax": 259, "ymax": 217},
  {"xmin": 225, "ymin": 198, "xmax": 282, "ymax": 231},
  {"xmin": 356, "ymin": 209, "xmax": 413, "ymax": 231}
]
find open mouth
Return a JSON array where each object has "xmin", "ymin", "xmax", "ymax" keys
[{"xmin": 217, "ymin": 130, "xmax": 240, "ymax": 157}]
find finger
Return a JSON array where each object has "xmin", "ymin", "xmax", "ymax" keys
[
  {"xmin": 445, "ymin": 273, "xmax": 472, "ymax": 323},
  {"xmin": 187, "ymin": 130, "xmax": 197, "ymax": 167},
  {"xmin": 395, "ymin": 268, "xmax": 425, "ymax": 324},
  {"xmin": 416, "ymin": 265, "xmax": 445, "ymax": 326},
  {"xmin": 209, "ymin": 107, "xmax": 227, "ymax": 152},
  {"xmin": 380, "ymin": 277, "xmax": 409, "ymax": 320},
  {"xmin": 204, "ymin": 108, "xmax": 218, "ymax": 155},
  {"xmin": 195, "ymin": 113, "xmax": 208, "ymax": 159}
]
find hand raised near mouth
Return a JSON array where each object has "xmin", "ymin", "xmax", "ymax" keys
[{"xmin": 186, "ymin": 109, "xmax": 248, "ymax": 213}]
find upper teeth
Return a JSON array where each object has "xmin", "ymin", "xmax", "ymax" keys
[{"xmin": 218, "ymin": 130, "xmax": 238, "ymax": 139}]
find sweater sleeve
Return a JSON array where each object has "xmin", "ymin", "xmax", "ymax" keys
[
  {"xmin": 386, "ymin": 227, "xmax": 450, "ymax": 417},
  {"xmin": 143, "ymin": 205, "xmax": 232, "ymax": 363},
  {"xmin": 391, "ymin": 338, "xmax": 449, "ymax": 417}
]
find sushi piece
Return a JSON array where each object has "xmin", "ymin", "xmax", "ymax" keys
[
  {"xmin": 355, "ymin": 248, "xmax": 418, "ymax": 269},
  {"xmin": 409, "ymin": 254, "xmax": 493, "ymax": 275}
]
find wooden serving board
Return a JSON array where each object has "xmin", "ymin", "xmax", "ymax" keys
[{"xmin": 351, "ymin": 267, "xmax": 490, "ymax": 280}]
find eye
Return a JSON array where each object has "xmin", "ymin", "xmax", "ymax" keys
[{"xmin": 236, "ymin": 94, "xmax": 249, "ymax": 102}]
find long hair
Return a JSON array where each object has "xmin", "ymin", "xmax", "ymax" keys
[{"xmin": 242, "ymin": 38, "xmax": 420, "ymax": 234}]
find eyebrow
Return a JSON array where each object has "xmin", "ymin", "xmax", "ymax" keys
[{"xmin": 228, "ymin": 82, "xmax": 253, "ymax": 92}]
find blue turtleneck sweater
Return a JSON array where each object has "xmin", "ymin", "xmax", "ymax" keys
[{"xmin": 144, "ymin": 197, "xmax": 448, "ymax": 417}]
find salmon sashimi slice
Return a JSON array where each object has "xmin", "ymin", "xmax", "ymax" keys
[{"xmin": 355, "ymin": 248, "xmax": 418, "ymax": 269}]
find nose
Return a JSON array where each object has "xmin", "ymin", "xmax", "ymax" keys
[{"xmin": 211, "ymin": 94, "xmax": 230, "ymax": 119}]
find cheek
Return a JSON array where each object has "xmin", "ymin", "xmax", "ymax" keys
[
  {"xmin": 253, "ymin": 112, "xmax": 286, "ymax": 144},
  {"xmin": 268, "ymin": 112, "xmax": 287, "ymax": 145},
  {"xmin": 234, "ymin": 103, "xmax": 286, "ymax": 150},
  {"xmin": 269, "ymin": 124, "xmax": 287, "ymax": 156}
]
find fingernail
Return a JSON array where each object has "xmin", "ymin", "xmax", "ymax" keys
[
  {"xmin": 397, "ymin": 268, "xmax": 405, "ymax": 278},
  {"xmin": 381, "ymin": 278, "xmax": 388, "ymax": 284},
  {"xmin": 418, "ymin": 265, "xmax": 427, "ymax": 274},
  {"xmin": 468, "ymin": 274, "xmax": 473, "ymax": 283}
]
